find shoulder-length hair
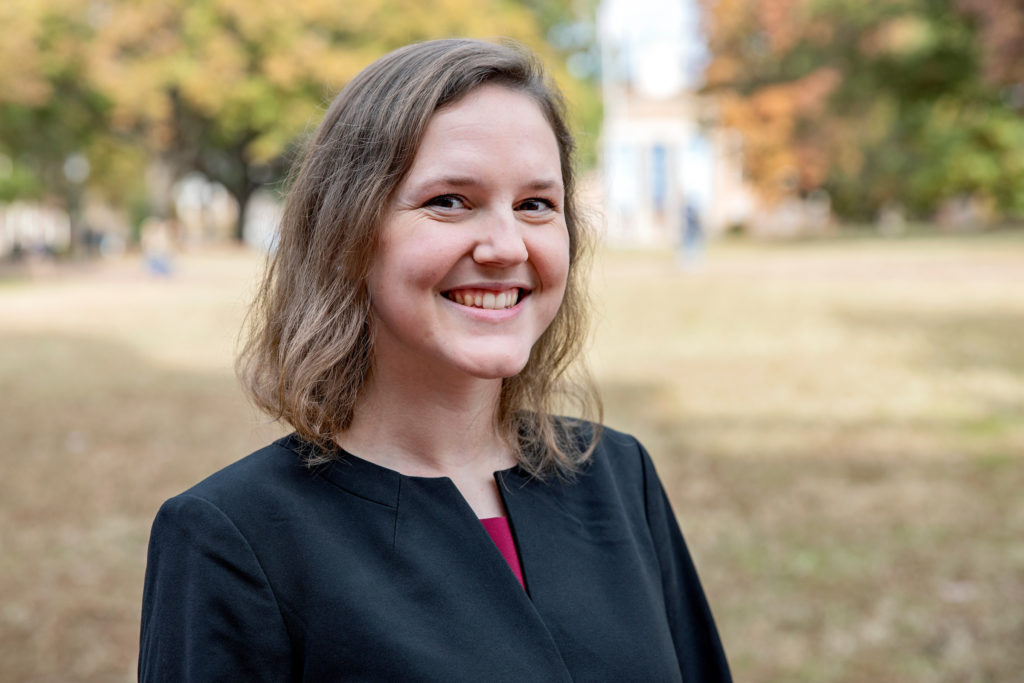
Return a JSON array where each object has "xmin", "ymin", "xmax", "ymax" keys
[{"xmin": 237, "ymin": 38, "xmax": 601, "ymax": 477}]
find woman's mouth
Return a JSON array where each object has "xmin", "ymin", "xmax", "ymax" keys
[{"xmin": 442, "ymin": 287, "xmax": 526, "ymax": 310}]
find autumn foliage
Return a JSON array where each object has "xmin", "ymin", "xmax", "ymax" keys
[
  {"xmin": 0, "ymin": 0, "xmax": 592, "ymax": 242},
  {"xmin": 702, "ymin": 0, "xmax": 1024, "ymax": 221}
]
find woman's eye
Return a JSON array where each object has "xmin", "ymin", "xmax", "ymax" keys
[
  {"xmin": 517, "ymin": 198, "xmax": 555, "ymax": 213},
  {"xmin": 425, "ymin": 194, "xmax": 467, "ymax": 210}
]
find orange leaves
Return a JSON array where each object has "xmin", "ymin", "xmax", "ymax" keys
[
  {"xmin": 720, "ymin": 68, "xmax": 841, "ymax": 199},
  {"xmin": 755, "ymin": 0, "xmax": 808, "ymax": 54}
]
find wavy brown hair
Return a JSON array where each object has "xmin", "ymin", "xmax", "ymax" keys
[{"xmin": 237, "ymin": 38, "xmax": 601, "ymax": 476}]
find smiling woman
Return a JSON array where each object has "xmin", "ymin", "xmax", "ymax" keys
[
  {"xmin": 139, "ymin": 38, "xmax": 732, "ymax": 681},
  {"xmin": 366, "ymin": 84, "xmax": 570, "ymax": 406},
  {"xmin": 239, "ymin": 38, "xmax": 592, "ymax": 478}
]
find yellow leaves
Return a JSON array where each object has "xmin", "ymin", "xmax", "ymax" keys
[
  {"xmin": 262, "ymin": 38, "xmax": 367, "ymax": 92},
  {"xmin": 348, "ymin": 0, "xmax": 543, "ymax": 53},
  {"xmin": 0, "ymin": 0, "xmax": 96, "ymax": 106},
  {"xmin": 215, "ymin": 0, "xmax": 290, "ymax": 43},
  {"xmin": 0, "ymin": 3, "xmax": 51, "ymax": 105},
  {"xmin": 262, "ymin": 52, "xmax": 304, "ymax": 90},
  {"xmin": 178, "ymin": 37, "xmax": 248, "ymax": 117},
  {"xmin": 860, "ymin": 15, "xmax": 934, "ymax": 58},
  {"xmin": 87, "ymin": 3, "xmax": 179, "ymax": 134},
  {"xmin": 4, "ymin": 0, "xmax": 587, "ymax": 186},
  {"xmin": 306, "ymin": 49, "xmax": 378, "ymax": 91}
]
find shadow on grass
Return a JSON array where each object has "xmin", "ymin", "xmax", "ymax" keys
[
  {"xmin": 839, "ymin": 308, "xmax": 1024, "ymax": 375},
  {"xmin": 598, "ymin": 373, "xmax": 1023, "ymax": 681}
]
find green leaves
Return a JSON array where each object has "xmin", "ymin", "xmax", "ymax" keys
[
  {"xmin": 705, "ymin": 0, "xmax": 1024, "ymax": 221},
  {"xmin": 1, "ymin": 0, "xmax": 596, "ymax": 242}
]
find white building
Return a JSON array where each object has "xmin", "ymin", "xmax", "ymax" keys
[{"xmin": 598, "ymin": 0, "xmax": 749, "ymax": 246}]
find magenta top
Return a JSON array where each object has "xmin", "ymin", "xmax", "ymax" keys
[{"xmin": 479, "ymin": 517, "xmax": 525, "ymax": 589}]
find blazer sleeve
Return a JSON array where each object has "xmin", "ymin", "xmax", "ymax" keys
[
  {"xmin": 639, "ymin": 442, "xmax": 733, "ymax": 682},
  {"xmin": 139, "ymin": 493, "xmax": 293, "ymax": 682}
]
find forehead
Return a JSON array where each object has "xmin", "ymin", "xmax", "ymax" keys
[
  {"xmin": 435, "ymin": 84, "xmax": 553, "ymax": 131},
  {"xmin": 404, "ymin": 85, "xmax": 562, "ymax": 180}
]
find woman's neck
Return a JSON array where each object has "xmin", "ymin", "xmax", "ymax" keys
[
  {"xmin": 337, "ymin": 371, "xmax": 515, "ymax": 518},
  {"xmin": 336, "ymin": 365, "xmax": 514, "ymax": 481}
]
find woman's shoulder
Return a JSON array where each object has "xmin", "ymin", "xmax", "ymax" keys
[
  {"xmin": 159, "ymin": 434, "xmax": 316, "ymax": 517},
  {"xmin": 555, "ymin": 417, "xmax": 649, "ymax": 464},
  {"xmin": 542, "ymin": 417, "xmax": 655, "ymax": 488}
]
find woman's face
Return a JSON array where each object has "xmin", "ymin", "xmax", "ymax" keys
[{"xmin": 367, "ymin": 84, "xmax": 570, "ymax": 383}]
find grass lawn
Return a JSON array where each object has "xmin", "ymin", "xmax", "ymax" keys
[{"xmin": 1, "ymin": 231, "xmax": 1022, "ymax": 681}]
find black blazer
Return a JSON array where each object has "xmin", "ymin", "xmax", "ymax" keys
[{"xmin": 139, "ymin": 426, "xmax": 731, "ymax": 681}]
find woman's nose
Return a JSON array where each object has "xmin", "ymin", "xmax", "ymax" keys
[{"xmin": 472, "ymin": 210, "xmax": 528, "ymax": 266}]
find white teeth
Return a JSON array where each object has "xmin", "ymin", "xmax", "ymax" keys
[{"xmin": 447, "ymin": 288, "xmax": 521, "ymax": 310}]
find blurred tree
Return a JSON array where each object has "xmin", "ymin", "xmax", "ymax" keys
[
  {"xmin": 0, "ymin": 0, "xmax": 120, "ymax": 252},
  {"xmin": 957, "ymin": 0, "xmax": 1024, "ymax": 90},
  {"xmin": 1, "ymin": 0, "xmax": 597, "ymax": 245},
  {"xmin": 86, "ymin": 0, "xmax": 588, "ymax": 241},
  {"xmin": 702, "ymin": 0, "xmax": 1024, "ymax": 221}
]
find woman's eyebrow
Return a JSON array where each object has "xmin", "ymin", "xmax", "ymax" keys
[
  {"xmin": 523, "ymin": 179, "xmax": 563, "ymax": 193},
  {"xmin": 408, "ymin": 176, "xmax": 563, "ymax": 193},
  {"xmin": 408, "ymin": 175, "xmax": 480, "ymax": 192}
]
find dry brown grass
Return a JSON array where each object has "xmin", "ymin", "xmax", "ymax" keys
[
  {"xmin": 1, "ymin": 232, "xmax": 1022, "ymax": 681},
  {"xmin": 589, "ymin": 233, "xmax": 1024, "ymax": 681}
]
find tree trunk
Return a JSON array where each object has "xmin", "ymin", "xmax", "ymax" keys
[
  {"xmin": 231, "ymin": 179, "xmax": 255, "ymax": 243},
  {"xmin": 145, "ymin": 156, "xmax": 177, "ymax": 222}
]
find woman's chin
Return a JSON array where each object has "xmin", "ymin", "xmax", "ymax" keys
[{"xmin": 456, "ymin": 353, "xmax": 530, "ymax": 381}]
